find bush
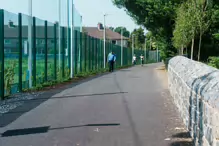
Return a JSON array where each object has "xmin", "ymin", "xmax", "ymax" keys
[
  {"xmin": 207, "ymin": 56, "xmax": 219, "ymax": 69},
  {"xmin": 164, "ymin": 57, "xmax": 172, "ymax": 70}
]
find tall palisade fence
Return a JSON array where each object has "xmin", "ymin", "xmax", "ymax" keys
[{"xmin": 0, "ymin": 9, "xmax": 160, "ymax": 99}]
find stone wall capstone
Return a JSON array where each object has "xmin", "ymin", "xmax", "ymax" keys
[{"xmin": 168, "ymin": 56, "xmax": 219, "ymax": 146}]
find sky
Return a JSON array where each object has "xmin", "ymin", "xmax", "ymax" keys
[{"xmin": 0, "ymin": 0, "xmax": 139, "ymax": 32}]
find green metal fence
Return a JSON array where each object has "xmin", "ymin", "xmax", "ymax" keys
[{"xmin": 0, "ymin": 9, "xmax": 160, "ymax": 100}]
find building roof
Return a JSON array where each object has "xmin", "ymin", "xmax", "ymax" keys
[{"xmin": 83, "ymin": 27, "xmax": 129, "ymax": 40}]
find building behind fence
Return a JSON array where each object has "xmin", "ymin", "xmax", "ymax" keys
[{"xmin": 0, "ymin": 9, "xmax": 160, "ymax": 99}]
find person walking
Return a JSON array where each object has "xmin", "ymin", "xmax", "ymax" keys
[
  {"xmin": 108, "ymin": 51, "xmax": 116, "ymax": 72},
  {"xmin": 140, "ymin": 54, "xmax": 144, "ymax": 66},
  {"xmin": 132, "ymin": 54, "xmax": 136, "ymax": 65}
]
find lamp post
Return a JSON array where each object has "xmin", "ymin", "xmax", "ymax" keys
[
  {"xmin": 145, "ymin": 38, "xmax": 147, "ymax": 63},
  {"xmin": 157, "ymin": 46, "xmax": 159, "ymax": 62},
  {"xmin": 28, "ymin": 0, "xmax": 32, "ymax": 88},
  {"xmin": 103, "ymin": 14, "xmax": 107, "ymax": 68},
  {"xmin": 132, "ymin": 34, "xmax": 135, "ymax": 58},
  {"xmin": 58, "ymin": 0, "xmax": 61, "ymax": 71},
  {"xmin": 70, "ymin": 0, "xmax": 74, "ymax": 78},
  {"xmin": 121, "ymin": 28, "xmax": 123, "ymax": 66}
]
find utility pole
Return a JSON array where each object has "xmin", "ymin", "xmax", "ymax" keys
[
  {"xmin": 28, "ymin": 0, "xmax": 32, "ymax": 88},
  {"xmin": 58, "ymin": 0, "xmax": 61, "ymax": 71},
  {"xmin": 132, "ymin": 34, "xmax": 135, "ymax": 58},
  {"xmin": 145, "ymin": 38, "xmax": 147, "ymax": 63},
  {"xmin": 67, "ymin": 0, "xmax": 70, "ymax": 67},
  {"xmin": 121, "ymin": 28, "xmax": 123, "ymax": 66},
  {"xmin": 103, "ymin": 14, "xmax": 107, "ymax": 68},
  {"xmin": 70, "ymin": 0, "xmax": 74, "ymax": 78}
]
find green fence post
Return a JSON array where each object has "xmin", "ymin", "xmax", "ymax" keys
[
  {"xmin": 62, "ymin": 27, "xmax": 65, "ymax": 78},
  {"xmin": 54, "ymin": 23, "xmax": 57, "ymax": 80},
  {"xmin": 93, "ymin": 37, "xmax": 95, "ymax": 70},
  {"xmin": 33, "ymin": 17, "xmax": 36, "ymax": 86},
  {"xmin": 18, "ymin": 13, "xmax": 22, "ymax": 92},
  {"xmin": 97, "ymin": 39, "xmax": 100, "ymax": 70},
  {"xmin": 84, "ymin": 34, "xmax": 87, "ymax": 72},
  {"xmin": 91, "ymin": 37, "xmax": 93, "ymax": 70},
  {"xmin": 68, "ymin": 27, "xmax": 71, "ymax": 74},
  {"xmin": 79, "ymin": 32, "xmax": 82, "ymax": 72},
  {"xmin": 74, "ymin": 30, "xmax": 78, "ymax": 74},
  {"xmin": 91, "ymin": 36, "xmax": 93, "ymax": 71},
  {"xmin": 95, "ymin": 38, "xmax": 97, "ymax": 70},
  {"xmin": 44, "ymin": 20, "xmax": 48, "ymax": 82},
  {"xmin": 88, "ymin": 36, "xmax": 91, "ymax": 71},
  {"xmin": 73, "ymin": 30, "xmax": 76, "ymax": 74},
  {"xmin": 0, "ymin": 10, "xmax": 4, "ymax": 99},
  {"xmin": 93, "ymin": 38, "xmax": 96, "ymax": 70}
]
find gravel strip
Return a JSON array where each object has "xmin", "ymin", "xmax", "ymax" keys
[{"xmin": 0, "ymin": 92, "xmax": 43, "ymax": 114}]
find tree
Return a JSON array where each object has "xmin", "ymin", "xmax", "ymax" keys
[
  {"xmin": 173, "ymin": 0, "xmax": 198, "ymax": 56},
  {"xmin": 114, "ymin": 26, "xmax": 130, "ymax": 38},
  {"xmin": 131, "ymin": 27, "xmax": 145, "ymax": 50},
  {"xmin": 112, "ymin": 0, "xmax": 184, "ymax": 58},
  {"xmin": 113, "ymin": 0, "xmax": 219, "ymax": 61},
  {"xmin": 173, "ymin": 0, "xmax": 215, "ymax": 60},
  {"xmin": 196, "ymin": 0, "xmax": 213, "ymax": 61},
  {"xmin": 109, "ymin": 27, "xmax": 114, "ymax": 31}
]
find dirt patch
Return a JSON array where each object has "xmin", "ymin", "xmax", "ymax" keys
[
  {"xmin": 154, "ymin": 65, "xmax": 168, "ymax": 89},
  {"xmin": 155, "ymin": 65, "xmax": 194, "ymax": 146}
]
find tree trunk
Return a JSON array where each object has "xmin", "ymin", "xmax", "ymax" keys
[
  {"xmin": 198, "ymin": 33, "xmax": 202, "ymax": 61},
  {"xmin": 191, "ymin": 38, "xmax": 194, "ymax": 60},
  {"xmin": 181, "ymin": 45, "xmax": 184, "ymax": 55}
]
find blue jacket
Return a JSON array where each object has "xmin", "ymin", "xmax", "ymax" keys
[{"xmin": 108, "ymin": 53, "xmax": 116, "ymax": 62}]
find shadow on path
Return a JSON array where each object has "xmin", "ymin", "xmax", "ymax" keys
[{"xmin": 1, "ymin": 123, "xmax": 120, "ymax": 137}]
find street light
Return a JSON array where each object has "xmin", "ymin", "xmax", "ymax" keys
[
  {"xmin": 28, "ymin": 0, "xmax": 32, "ymax": 88},
  {"xmin": 70, "ymin": 0, "xmax": 74, "ymax": 78},
  {"xmin": 121, "ymin": 28, "xmax": 123, "ymax": 66},
  {"xmin": 132, "ymin": 34, "xmax": 135, "ymax": 58},
  {"xmin": 58, "ymin": 0, "xmax": 61, "ymax": 71},
  {"xmin": 145, "ymin": 38, "xmax": 147, "ymax": 63},
  {"xmin": 103, "ymin": 14, "xmax": 108, "ymax": 68}
]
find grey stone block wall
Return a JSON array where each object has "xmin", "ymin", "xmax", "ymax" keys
[{"xmin": 168, "ymin": 56, "xmax": 219, "ymax": 146}]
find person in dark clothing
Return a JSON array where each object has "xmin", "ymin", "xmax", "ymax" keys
[{"xmin": 108, "ymin": 51, "xmax": 116, "ymax": 72}]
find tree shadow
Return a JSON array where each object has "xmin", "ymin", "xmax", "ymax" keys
[{"xmin": 1, "ymin": 123, "xmax": 120, "ymax": 137}]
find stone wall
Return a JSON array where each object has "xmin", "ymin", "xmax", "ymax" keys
[{"xmin": 168, "ymin": 56, "xmax": 219, "ymax": 146}]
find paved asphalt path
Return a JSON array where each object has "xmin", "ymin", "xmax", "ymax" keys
[{"xmin": 0, "ymin": 64, "xmax": 189, "ymax": 146}]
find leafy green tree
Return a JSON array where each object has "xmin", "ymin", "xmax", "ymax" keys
[
  {"xmin": 173, "ymin": 0, "xmax": 215, "ymax": 60},
  {"xmin": 114, "ymin": 27, "xmax": 130, "ymax": 38},
  {"xmin": 113, "ymin": 0, "xmax": 219, "ymax": 61},
  {"xmin": 112, "ymin": 0, "xmax": 183, "ymax": 58},
  {"xmin": 196, "ymin": 0, "xmax": 214, "ymax": 61},
  {"xmin": 173, "ymin": 0, "xmax": 198, "ymax": 56},
  {"xmin": 109, "ymin": 27, "xmax": 114, "ymax": 31},
  {"xmin": 131, "ymin": 27, "xmax": 145, "ymax": 50}
]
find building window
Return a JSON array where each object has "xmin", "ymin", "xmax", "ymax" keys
[
  {"xmin": 112, "ymin": 40, "xmax": 116, "ymax": 44},
  {"xmin": 4, "ymin": 39, "xmax": 11, "ymax": 44},
  {"xmin": 51, "ymin": 40, "xmax": 54, "ymax": 44}
]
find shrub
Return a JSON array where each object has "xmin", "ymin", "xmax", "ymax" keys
[{"xmin": 207, "ymin": 56, "xmax": 219, "ymax": 69}]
